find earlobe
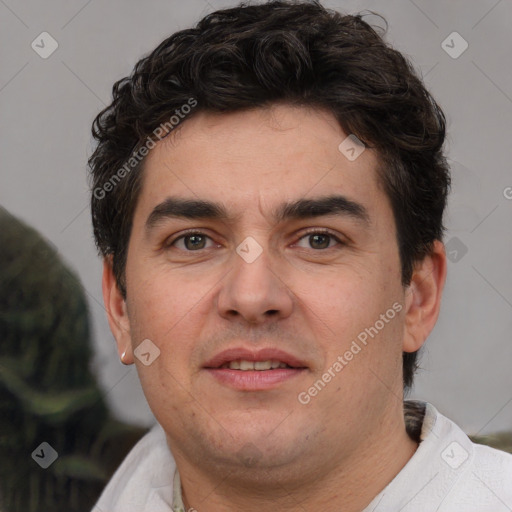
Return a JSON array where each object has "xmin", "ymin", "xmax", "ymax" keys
[
  {"xmin": 120, "ymin": 350, "xmax": 131, "ymax": 365},
  {"xmin": 102, "ymin": 257, "xmax": 134, "ymax": 365},
  {"xmin": 402, "ymin": 240, "xmax": 447, "ymax": 353}
]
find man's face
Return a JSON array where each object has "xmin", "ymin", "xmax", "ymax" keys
[{"xmin": 121, "ymin": 105, "xmax": 409, "ymax": 479}]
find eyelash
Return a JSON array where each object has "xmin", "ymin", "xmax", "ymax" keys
[{"xmin": 166, "ymin": 228, "xmax": 344, "ymax": 251}]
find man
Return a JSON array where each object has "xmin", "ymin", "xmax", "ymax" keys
[{"xmin": 89, "ymin": 1, "xmax": 512, "ymax": 510}]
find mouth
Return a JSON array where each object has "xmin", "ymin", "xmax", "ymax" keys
[
  {"xmin": 203, "ymin": 348, "xmax": 308, "ymax": 391},
  {"xmin": 219, "ymin": 359, "xmax": 295, "ymax": 370}
]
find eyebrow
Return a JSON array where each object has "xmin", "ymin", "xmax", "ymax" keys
[{"xmin": 145, "ymin": 195, "xmax": 370, "ymax": 231}]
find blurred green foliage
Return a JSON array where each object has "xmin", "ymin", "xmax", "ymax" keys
[
  {"xmin": 0, "ymin": 207, "xmax": 146, "ymax": 512},
  {"xmin": 470, "ymin": 432, "xmax": 512, "ymax": 454}
]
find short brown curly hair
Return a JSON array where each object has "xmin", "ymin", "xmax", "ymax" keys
[{"xmin": 88, "ymin": 0, "xmax": 450, "ymax": 390}]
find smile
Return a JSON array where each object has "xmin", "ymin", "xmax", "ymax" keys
[{"xmin": 220, "ymin": 360, "xmax": 293, "ymax": 370}]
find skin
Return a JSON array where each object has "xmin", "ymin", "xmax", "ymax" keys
[{"xmin": 103, "ymin": 104, "xmax": 447, "ymax": 511}]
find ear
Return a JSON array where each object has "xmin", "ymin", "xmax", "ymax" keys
[
  {"xmin": 102, "ymin": 257, "xmax": 134, "ymax": 364},
  {"xmin": 403, "ymin": 240, "xmax": 447, "ymax": 353}
]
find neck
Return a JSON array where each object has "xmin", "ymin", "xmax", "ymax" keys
[{"xmin": 175, "ymin": 405, "xmax": 419, "ymax": 512}]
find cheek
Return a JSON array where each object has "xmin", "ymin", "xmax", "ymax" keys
[
  {"xmin": 127, "ymin": 277, "xmax": 203, "ymax": 420},
  {"xmin": 297, "ymin": 265, "xmax": 376, "ymax": 328},
  {"xmin": 124, "ymin": 287, "xmax": 195, "ymax": 402},
  {"xmin": 127, "ymin": 260, "xmax": 206, "ymax": 336},
  {"xmin": 135, "ymin": 363, "xmax": 189, "ymax": 434},
  {"xmin": 296, "ymin": 259, "xmax": 403, "ymax": 362}
]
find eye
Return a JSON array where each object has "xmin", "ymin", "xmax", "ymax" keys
[
  {"xmin": 295, "ymin": 230, "xmax": 343, "ymax": 250},
  {"xmin": 170, "ymin": 232, "xmax": 215, "ymax": 251}
]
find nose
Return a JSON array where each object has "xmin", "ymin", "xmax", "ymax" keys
[{"xmin": 216, "ymin": 242, "xmax": 294, "ymax": 325}]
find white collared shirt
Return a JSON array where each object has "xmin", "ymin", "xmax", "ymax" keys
[{"xmin": 92, "ymin": 401, "xmax": 512, "ymax": 512}]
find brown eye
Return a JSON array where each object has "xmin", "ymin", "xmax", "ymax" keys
[
  {"xmin": 309, "ymin": 234, "xmax": 331, "ymax": 249},
  {"xmin": 171, "ymin": 233, "xmax": 214, "ymax": 251},
  {"xmin": 296, "ymin": 231, "xmax": 342, "ymax": 250},
  {"xmin": 185, "ymin": 234, "xmax": 207, "ymax": 250}
]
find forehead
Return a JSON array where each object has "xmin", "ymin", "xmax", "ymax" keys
[{"xmin": 136, "ymin": 104, "xmax": 387, "ymax": 224}]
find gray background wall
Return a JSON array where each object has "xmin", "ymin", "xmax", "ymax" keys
[{"xmin": 1, "ymin": 0, "xmax": 511, "ymax": 435}]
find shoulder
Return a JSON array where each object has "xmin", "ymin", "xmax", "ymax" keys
[
  {"xmin": 92, "ymin": 423, "xmax": 176, "ymax": 512},
  {"xmin": 471, "ymin": 442, "xmax": 512, "ymax": 492},
  {"xmin": 433, "ymin": 408, "xmax": 512, "ymax": 510}
]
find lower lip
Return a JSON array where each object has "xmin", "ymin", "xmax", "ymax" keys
[{"xmin": 205, "ymin": 368, "xmax": 306, "ymax": 390}]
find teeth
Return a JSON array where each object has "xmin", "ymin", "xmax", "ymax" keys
[
  {"xmin": 254, "ymin": 361, "xmax": 272, "ymax": 370},
  {"xmin": 239, "ymin": 360, "xmax": 255, "ymax": 371},
  {"xmin": 226, "ymin": 360, "xmax": 290, "ymax": 371}
]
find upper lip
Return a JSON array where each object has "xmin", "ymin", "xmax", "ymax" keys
[{"xmin": 203, "ymin": 347, "xmax": 308, "ymax": 369}]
